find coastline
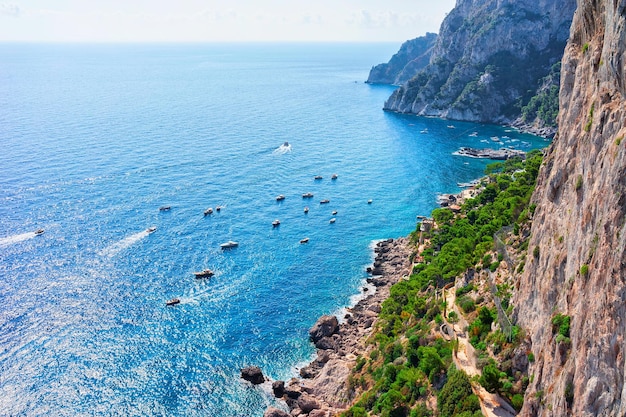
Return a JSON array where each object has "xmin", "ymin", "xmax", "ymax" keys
[{"xmin": 265, "ymin": 237, "xmax": 413, "ymax": 417}]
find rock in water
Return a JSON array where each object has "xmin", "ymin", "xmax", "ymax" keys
[
  {"xmin": 272, "ymin": 380, "xmax": 285, "ymax": 398},
  {"xmin": 309, "ymin": 315, "xmax": 339, "ymax": 344},
  {"xmin": 240, "ymin": 366, "xmax": 265, "ymax": 385}
]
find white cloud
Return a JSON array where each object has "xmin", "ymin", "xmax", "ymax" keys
[{"xmin": 0, "ymin": 3, "xmax": 20, "ymax": 17}]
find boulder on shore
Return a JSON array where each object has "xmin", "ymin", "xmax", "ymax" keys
[
  {"xmin": 240, "ymin": 366, "xmax": 265, "ymax": 385},
  {"xmin": 263, "ymin": 407, "xmax": 290, "ymax": 417},
  {"xmin": 309, "ymin": 315, "xmax": 339, "ymax": 344}
]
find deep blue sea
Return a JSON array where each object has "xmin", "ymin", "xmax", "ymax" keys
[{"xmin": 0, "ymin": 43, "xmax": 549, "ymax": 416}]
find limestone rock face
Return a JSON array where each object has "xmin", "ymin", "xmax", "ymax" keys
[
  {"xmin": 384, "ymin": 0, "xmax": 576, "ymax": 125},
  {"xmin": 366, "ymin": 33, "xmax": 438, "ymax": 85},
  {"xmin": 513, "ymin": 0, "xmax": 626, "ymax": 415}
]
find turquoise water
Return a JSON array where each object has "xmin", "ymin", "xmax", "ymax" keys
[{"xmin": 0, "ymin": 43, "xmax": 549, "ymax": 416}]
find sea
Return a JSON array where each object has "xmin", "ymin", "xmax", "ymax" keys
[{"xmin": 0, "ymin": 43, "xmax": 550, "ymax": 416}]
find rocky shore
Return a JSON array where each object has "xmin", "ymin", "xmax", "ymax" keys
[{"xmin": 262, "ymin": 237, "xmax": 413, "ymax": 417}]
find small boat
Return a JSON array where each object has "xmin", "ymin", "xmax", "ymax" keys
[
  {"xmin": 331, "ymin": 174, "xmax": 338, "ymax": 180},
  {"xmin": 469, "ymin": 132, "xmax": 478, "ymax": 137},
  {"xmin": 220, "ymin": 241, "xmax": 239, "ymax": 249},
  {"xmin": 420, "ymin": 128, "xmax": 429, "ymax": 134},
  {"xmin": 304, "ymin": 207, "xmax": 309, "ymax": 213},
  {"xmin": 367, "ymin": 200, "xmax": 373, "ymax": 204},
  {"xmin": 302, "ymin": 192, "xmax": 314, "ymax": 198},
  {"xmin": 272, "ymin": 219, "xmax": 280, "ymax": 227},
  {"xmin": 329, "ymin": 218, "xmax": 336, "ymax": 223},
  {"xmin": 283, "ymin": 141, "xmax": 289, "ymax": 147},
  {"xmin": 193, "ymin": 269, "xmax": 214, "ymax": 278},
  {"xmin": 276, "ymin": 195, "xmax": 285, "ymax": 201},
  {"xmin": 320, "ymin": 199, "xmax": 330, "ymax": 204},
  {"xmin": 447, "ymin": 125, "xmax": 456, "ymax": 129},
  {"xmin": 159, "ymin": 206, "xmax": 171, "ymax": 211},
  {"xmin": 314, "ymin": 175, "xmax": 323, "ymax": 180},
  {"xmin": 166, "ymin": 298, "xmax": 180, "ymax": 306},
  {"xmin": 332, "ymin": 210, "xmax": 337, "ymax": 215},
  {"xmin": 204, "ymin": 208, "xmax": 213, "ymax": 216},
  {"xmin": 491, "ymin": 136, "xmax": 501, "ymax": 142},
  {"xmin": 35, "ymin": 228, "xmax": 45, "ymax": 235},
  {"xmin": 300, "ymin": 237, "xmax": 309, "ymax": 244},
  {"xmin": 146, "ymin": 226, "xmax": 157, "ymax": 233},
  {"xmin": 215, "ymin": 206, "xmax": 222, "ymax": 212}
]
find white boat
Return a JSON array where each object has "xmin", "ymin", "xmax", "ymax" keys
[
  {"xmin": 193, "ymin": 269, "xmax": 214, "ymax": 278},
  {"xmin": 204, "ymin": 208, "xmax": 213, "ymax": 216},
  {"xmin": 302, "ymin": 192, "xmax": 314, "ymax": 198},
  {"xmin": 320, "ymin": 199, "xmax": 330, "ymax": 204},
  {"xmin": 331, "ymin": 174, "xmax": 338, "ymax": 180},
  {"xmin": 300, "ymin": 237, "xmax": 309, "ymax": 244},
  {"xmin": 367, "ymin": 199, "xmax": 373, "ymax": 204},
  {"xmin": 314, "ymin": 175, "xmax": 323, "ymax": 180},
  {"xmin": 276, "ymin": 195, "xmax": 285, "ymax": 201},
  {"xmin": 332, "ymin": 210, "xmax": 337, "ymax": 215},
  {"xmin": 272, "ymin": 219, "xmax": 280, "ymax": 227},
  {"xmin": 304, "ymin": 207, "xmax": 309, "ymax": 213},
  {"xmin": 220, "ymin": 241, "xmax": 239, "ymax": 249},
  {"xmin": 146, "ymin": 226, "xmax": 157, "ymax": 233},
  {"xmin": 329, "ymin": 218, "xmax": 336, "ymax": 223},
  {"xmin": 166, "ymin": 298, "xmax": 180, "ymax": 306},
  {"xmin": 35, "ymin": 228, "xmax": 45, "ymax": 235}
]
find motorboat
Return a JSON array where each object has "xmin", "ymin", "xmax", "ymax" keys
[
  {"xmin": 220, "ymin": 241, "xmax": 239, "ymax": 249},
  {"xmin": 35, "ymin": 228, "xmax": 45, "ymax": 235},
  {"xmin": 329, "ymin": 218, "xmax": 336, "ymax": 223},
  {"xmin": 368, "ymin": 200, "xmax": 373, "ymax": 204},
  {"xmin": 272, "ymin": 219, "xmax": 280, "ymax": 227},
  {"xmin": 215, "ymin": 206, "xmax": 222, "ymax": 212},
  {"xmin": 300, "ymin": 237, "xmax": 310, "ymax": 244},
  {"xmin": 146, "ymin": 226, "xmax": 157, "ymax": 234},
  {"xmin": 159, "ymin": 206, "xmax": 171, "ymax": 211},
  {"xmin": 193, "ymin": 269, "xmax": 214, "ymax": 278},
  {"xmin": 332, "ymin": 210, "xmax": 337, "ymax": 215},
  {"xmin": 283, "ymin": 141, "xmax": 289, "ymax": 147},
  {"xmin": 276, "ymin": 195, "xmax": 285, "ymax": 201},
  {"xmin": 331, "ymin": 174, "xmax": 338, "ymax": 180},
  {"xmin": 320, "ymin": 199, "xmax": 330, "ymax": 204},
  {"xmin": 314, "ymin": 175, "xmax": 323, "ymax": 180},
  {"xmin": 304, "ymin": 207, "xmax": 309, "ymax": 213},
  {"xmin": 302, "ymin": 192, "xmax": 314, "ymax": 198},
  {"xmin": 204, "ymin": 208, "xmax": 213, "ymax": 216},
  {"xmin": 166, "ymin": 298, "xmax": 180, "ymax": 306}
]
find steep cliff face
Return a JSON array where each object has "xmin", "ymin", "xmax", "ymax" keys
[
  {"xmin": 513, "ymin": 1, "xmax": 626, "ymax": 415},
  {"xmin": 366, "ymin": 33, "xmax": 437, "ymax": 85},
  {"xmin": 384, "ymin": 0, "xmax": 576, "ymax": 126}
]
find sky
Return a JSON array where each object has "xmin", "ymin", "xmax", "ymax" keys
[{"xmin": 0, "ymin": 1, "xmax": 456, "ymax": 43}]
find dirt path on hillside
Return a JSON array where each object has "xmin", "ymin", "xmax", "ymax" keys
[{"xmin": 444, "ymin": 288, "xmax": 518, "ymax": 417}]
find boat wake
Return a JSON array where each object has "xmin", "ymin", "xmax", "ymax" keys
[
  {"xmin": 99, "ymin": 230, "xmax": 151, "ymax": 257},
  {"xmin": 273, "ymin": 142, "xmax": 292, "ymax": 155},
  {"xmin": 0, "ymin": 231, "xmax": 39, "ymax": 247}
]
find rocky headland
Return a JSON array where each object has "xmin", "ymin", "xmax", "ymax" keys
[
  {"xmin": 366, "ymin": 33, "xmax": 438, "ymax": 85},
  {"xmin": 263, "ymin": 238, "xmax": 412, "ymax": 417},
  {"xmin": 381, "ymin": 0, "xmax": 576, "ymax": 128}
]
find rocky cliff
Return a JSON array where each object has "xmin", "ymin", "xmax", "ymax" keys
[
  {"xmin": 366, "ymin": 33, "xmax": 438, "ymax": 85},
  {"xmin": 513, "ymin": 0, "xmax": 626, "ymax": 415},
  {"xmin": 383, "ymin": 0, "xmax": 576, "ymax": 128}
]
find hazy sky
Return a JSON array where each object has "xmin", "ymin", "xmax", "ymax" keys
[{"xmin": 0, "ymin": 1, "xmax": 456, "ymax": 43}]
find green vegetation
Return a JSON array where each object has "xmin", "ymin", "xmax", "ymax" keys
[
  {"xmin": 584, "ymin": 103, "xmax": 595, "ymax": 132},
  {"xmin": 552, "ymin": 313, "xmax": 571, "ymax": 345},
  {"xmin": 582, "ymin": 43, "xmax": 590, "ymax": 54},
  {"xmin": 616, "ymin": 136, "xmax": 623, "ymax": 146},
  {"xmin": 580, "ymin": 264, "xmax": 589, "ymax": 277},
  {"xmin": 575, "ymin": 175, "xmax": 583, "ymax": 190},
  {"xmin": 342, "ymin": 151, "xmax": 544, "ymax": 416},
  {"xmin": 520, "ymin": 62, "xmax": 561, "ymax": 127}
]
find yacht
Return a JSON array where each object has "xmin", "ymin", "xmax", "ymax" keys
[
  {"xmin": 193, "ymin": 269, "xmax": 214, "ymax": 278},
  {"xmin": 220, "ymin": 241, "xmax": 239, "ymax": 249}
]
